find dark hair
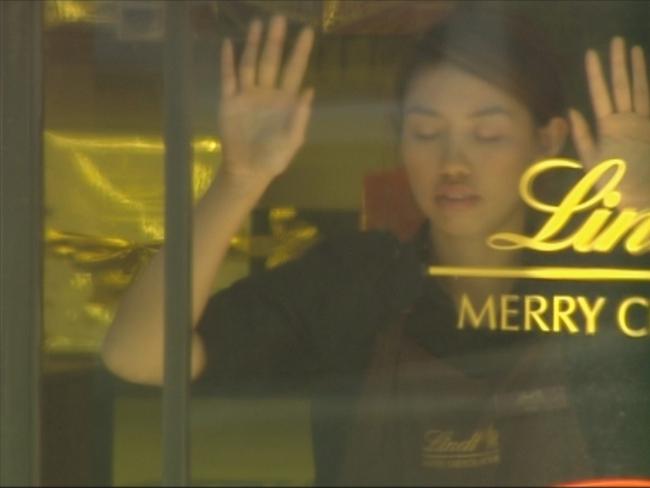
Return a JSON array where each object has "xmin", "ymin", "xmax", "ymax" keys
[{"xmin": 395, "ymin": 5, "xmax": 567, "ymax": 128}]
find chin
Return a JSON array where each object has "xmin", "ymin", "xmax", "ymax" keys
[
  {"xmin": 430, "ymin": 219, "xmax": 495, "ymax": 242},
  {"xmin": 430, "ymin": 211, "xmax": 522, "ymax": 243}
]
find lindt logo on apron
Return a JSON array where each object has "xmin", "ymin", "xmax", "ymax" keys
[{"xmin": 422, "ymin": 424, "xmax": 500, "ymax": 469}]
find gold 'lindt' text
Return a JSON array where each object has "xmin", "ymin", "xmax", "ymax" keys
[{"xmin": 488, "ymin": 159, "xmax": 650, "ymax": 255}]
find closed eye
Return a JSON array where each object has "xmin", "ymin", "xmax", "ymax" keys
[
  {"xmin": 475, "ymin": 133, "xmax": 504, "ymax": 142},
  {"xmin": 414, "ymin": 132, "xmax": 441, "ymax": 141}
]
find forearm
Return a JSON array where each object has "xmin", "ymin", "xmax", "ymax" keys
[
  {"xmin": 101, "ymin": 171, "xmax": 269, "ymax": 385},
  {"xmin": 102, "ymin": 14, "xmax": 315, "ymax": 386}
]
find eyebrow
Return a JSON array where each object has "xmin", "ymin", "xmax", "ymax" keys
[
  {"xmin": 403, "ymin": 105, "xmax": 441, "ymax": 118},
  {"xmin": 470, "ymin": 106, "xmax": 513, "ymax": 119},
  {"xmin": 403, "ymin": 104, "xmax": 513, "ymax": 119}
]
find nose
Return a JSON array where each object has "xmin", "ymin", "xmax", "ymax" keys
[{"xmin": 440, "ymin": 137, "xmax": 471, "ymax": 178}]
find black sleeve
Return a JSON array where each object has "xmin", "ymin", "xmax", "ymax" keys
[{"xmin": 192, "ymin": 230, "xmax": 423, "ymax": 396}]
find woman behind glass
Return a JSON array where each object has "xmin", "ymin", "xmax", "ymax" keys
[{"xmin": 102, "ymin": 5, "xmax": 650, "ymax": 486}]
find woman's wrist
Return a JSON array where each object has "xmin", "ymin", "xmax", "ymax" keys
[{"xmin": 210, "ymin": 166, "xmax": 273, "ymax": 201}]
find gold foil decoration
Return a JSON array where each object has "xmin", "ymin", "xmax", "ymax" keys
[
  {"xmin": 44, "ymin": 131, "xmax": 318, "ymax": 352},
  {"xmin": 45, "ymin": 131, "xmax": 220, "ymax": 242},
  {"xmin": 219, "ymin": 0, "xmax": 453, "ymax": 35},
  {"xmin": 44, "ymin": 131, "xmax": 220, "ymax": 353},
  {"xmin": 321, "ymin": 0, "xmax": 341, "ymax": 32},
  {"xmin": 320, "ymin": 0, "xmax": 454, "ymax": 35},
  {"xmin": 230, "ymin": 207, "xmax": 319, "ymax": 270},
  {"xmin": 322, "ymin": 0, "xmax": 394, "ymax": 33},
  {"xmin": 45, "ymin": 0, "xmax": 115, "ymax": 28},
  {"xmin": 46, "ymin": 228, "xmax": 161, "ymax": 338}
]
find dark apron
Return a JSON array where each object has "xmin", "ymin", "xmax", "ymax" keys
[{"xmin": 337, "ymin": 318, "xmax": 594, "ymax": 486}]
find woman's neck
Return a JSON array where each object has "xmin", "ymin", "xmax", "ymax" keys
[{"xmin": 430, "ymin": 226, "xmax": 523, "ymax": 306}]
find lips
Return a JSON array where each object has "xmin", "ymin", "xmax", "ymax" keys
[{"xmin": 434, "ymin": 184, "xmax": 481, "ymax": 210}]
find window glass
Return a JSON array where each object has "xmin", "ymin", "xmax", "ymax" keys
[{"xmin": 42, "ymin": 1, "xmax": 650, "ymax": 485}]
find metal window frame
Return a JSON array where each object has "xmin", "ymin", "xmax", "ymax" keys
[
  {"xmin": 1, "ymin": 1, "xmax": 195, "ymax": 485},
  {"xmin": 0, "ymin": 1, "xmax": 44, "ymax": 486},
  {"xmin": 162, "ymin": 2, "xmax": 194, "ymax": 485}
]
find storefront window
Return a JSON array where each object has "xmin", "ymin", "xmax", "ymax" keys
[{"xmin": 38, "ymin": 1, "xmax": 649, "ymax": 485}]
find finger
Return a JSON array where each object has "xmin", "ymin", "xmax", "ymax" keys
[
  {"xmin": 259, "ymin": 15, "xmax": 287, "ymax": 87},
  {"xmin": 281, "ymin": 27, "xmax": 315, "ymax": 93},
  {"xmin": 632, "ymin": 45, "xmax": 650, "ymax": 116},
  {"xmin": 610, "ymin": 37, "xmax": 633, "ymax": 112},
  {"xmin": 240, "ymin": 19, "xmax": 263, "ymax": 89},
  {"xmin": 569, "ymin": 108, "xmax": 598, "ymax": 167},
  {"xmin": 220, "ymin": 38, "xmax": 237, "ymax": 98},
  {"xmin": 586, "ymin": 49, "xmax": 614, "ymax": 120},
  {"xmin": 287, "ymin": 87, "xmax": 315, "ymax": 147}
]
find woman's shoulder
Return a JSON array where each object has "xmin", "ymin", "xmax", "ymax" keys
[
  {"xmin": 293, "ymin": 228, "xmax": 425, "ymax": 309},
  {"xmin": 262, "ymin": 229, "xmax": 414, "ymax": 280},
  {"xmin": 217, "ymin": 228, "xmax": 424, "ymax": 316},
  {"xmin": 307, "ymin": 229, "xmax": 411, "ymax": 266}
]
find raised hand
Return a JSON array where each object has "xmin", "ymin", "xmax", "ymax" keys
[
  {"xmin": 569, "ymin": 37, "xmax": 650, "ymax": 208},
  {"xmin": 218, "ymin": 16, "xmax": 315, "ymax": 184}
]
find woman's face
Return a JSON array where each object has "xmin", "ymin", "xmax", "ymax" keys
[{"xmin": 400, "ymin": 62, "xmax": 543, "ymax": 241}]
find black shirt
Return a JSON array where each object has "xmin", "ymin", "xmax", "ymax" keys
[
  {"xmin": 195, "ymin": 230, "xmax": 422, "ymax": 484},
  {"xmin": 194, "ymin": 228, "xmax": 650, "ymax": 485}
]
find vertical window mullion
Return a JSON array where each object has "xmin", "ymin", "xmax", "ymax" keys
[
  {"xmin": 162, "ymin": 1, "xmax": 193, "ymax": 485},
  {"xmin": 0, "ymin": 1, "xmax": 44, "ymax": 486}
]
